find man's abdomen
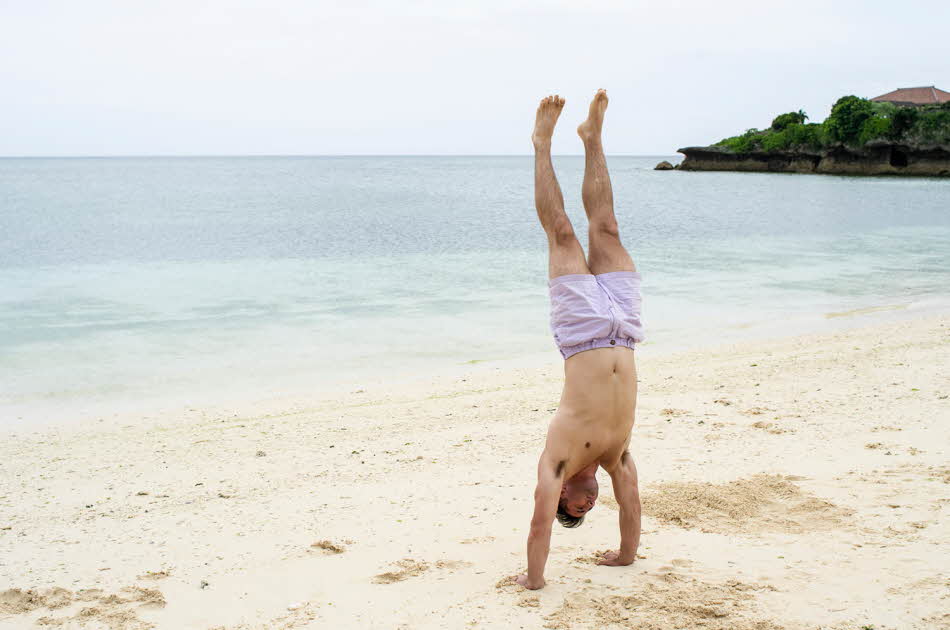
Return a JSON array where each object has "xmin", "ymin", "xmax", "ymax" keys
[{"xmin": 561, "ymin": 347, "xmax": 638, "ymax": 429}]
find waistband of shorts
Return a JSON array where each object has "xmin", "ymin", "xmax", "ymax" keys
[
  {"xmin": 560, "ymin": 336, "xmax": 638, "ymax": 359},
  {"xmin": 548, "ymin": 271, "xmax": 642, "ymax": 288}
]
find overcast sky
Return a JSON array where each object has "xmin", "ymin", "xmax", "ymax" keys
[{"xmin": 1, "ymin": 0, "xmax": 947, "ymax": 156}]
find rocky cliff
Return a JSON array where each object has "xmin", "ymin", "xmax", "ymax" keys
[{"xmin": 677, "ymin": 142, "xmax": 950, "ymax": 176}]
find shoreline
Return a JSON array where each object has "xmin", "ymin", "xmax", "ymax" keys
[
  {"xmin": 1, "ymin": 312, "xmax": 948, "ymax": 629},
  {"xmin": 4, "ymin": 294, "xmax": 947, "ymax": 437}
]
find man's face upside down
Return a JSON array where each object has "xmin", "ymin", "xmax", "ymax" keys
[{"xmin": 557, "ymin": 474, "xmax": 599, "ymax": 527}]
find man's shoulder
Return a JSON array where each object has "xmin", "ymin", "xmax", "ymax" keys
[{"xmin": 597, "ymin": 436, "xmax": 634, "ymax": 474}]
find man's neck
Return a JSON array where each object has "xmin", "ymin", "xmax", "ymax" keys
[{"xmin": 573, "ymin": 462, "xmax": 599, "ymax": 481}]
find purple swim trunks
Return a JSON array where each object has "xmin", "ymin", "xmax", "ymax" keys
[{"xmin": 549, "ymin": 271, "xmax": 645, "ymax": 360}]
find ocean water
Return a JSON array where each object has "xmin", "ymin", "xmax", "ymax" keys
[{"xmin": 2, "ymin": 156, "xmax": 949, "ymax": 427}]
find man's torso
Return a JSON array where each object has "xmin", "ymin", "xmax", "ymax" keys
[{"xmin": 547, "ymin": 346, "xmax": 638, "ymax": 476}]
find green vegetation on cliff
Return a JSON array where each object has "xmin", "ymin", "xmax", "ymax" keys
[{"xmin": 716, "ymin": 95, "xmax": 950, "ymax": 154}]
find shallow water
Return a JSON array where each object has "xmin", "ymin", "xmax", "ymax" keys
[{"xmin": 2, "ymin": 156, "xmax": 949, "ymax": 426}]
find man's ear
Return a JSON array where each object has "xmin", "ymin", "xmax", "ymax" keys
[{"xmin": 559, "ymin": 485, "xmax": 568, "ymax": 499}]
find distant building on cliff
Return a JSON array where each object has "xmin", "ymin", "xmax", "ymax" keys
[{"xmin": 871, "ymin": 86, "xmax": 950, "ymax": 107}]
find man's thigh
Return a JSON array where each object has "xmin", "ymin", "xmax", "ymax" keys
[
  {"xmin": 549, "ymin": 239, "xmax": 592, "ymax": 279},
  {"xmin": 587, "ymin": 234, "xmax": 635, "ymax": 275}
]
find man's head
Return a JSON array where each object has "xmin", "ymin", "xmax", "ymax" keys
[{"xmin": 556, "ymin": 473, "xmax": 599, "ymax": 528}]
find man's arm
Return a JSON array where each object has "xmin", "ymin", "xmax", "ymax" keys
[
  {"xmin": 599, "ymin": 451, "xmax": 641, "ymax": 566},
  {"xmin": 516, "ymin": 453, "xmax": 563, "ymax": 590}
]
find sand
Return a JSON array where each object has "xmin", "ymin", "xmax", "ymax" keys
[{"xmin": 1, "ymin": 314, "xmax": 948, "ymax": 629}]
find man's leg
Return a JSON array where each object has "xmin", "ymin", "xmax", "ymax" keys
[
  {"xmin": 533, "ymin": 95, "xmax": 590, "ymax": 279},
  {"xmin": 577, "ymin": 89, "xmax": 636, "ymax": 275}
]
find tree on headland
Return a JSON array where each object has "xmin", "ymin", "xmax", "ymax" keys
[
  {"xmin": 890, "ymin": 107, "xmax": 919, "ymax": 137},
  {"xmin": 824, "ymin": 96, "xmax": 874, "ymax": 143},
  {"xmin": 771, "ymin": 110, "xmax": 808, "ymax": 131}
]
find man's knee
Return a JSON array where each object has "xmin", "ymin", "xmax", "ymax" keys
[
  {"xmin": 590, "ymin": 218, "xmax": 620, "ymax": 240},
  {"xmin": 552, "ymin": 215, "xmax": 577, "ymax": 246}
]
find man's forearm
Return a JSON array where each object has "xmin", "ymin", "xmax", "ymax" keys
[
  {"xmin": 526, "ymin": 525, "xmax": 552, "ymax": 583},
  {"xmin": 609, "ymin": 454, "xmax": 641, "ymax": 563},
  {"xmin": 618, "ymin": 496, "xmax": 641, "ymax": 560}
]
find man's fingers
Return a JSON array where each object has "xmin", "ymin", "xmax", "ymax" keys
[{"xmin": 596, "ymin": 550, "xmax": 624, "ymax": 566}]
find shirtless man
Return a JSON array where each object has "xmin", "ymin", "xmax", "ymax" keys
[{"xmin": 516, "ymin": 90, "xmax": 645, "ymax": 590}]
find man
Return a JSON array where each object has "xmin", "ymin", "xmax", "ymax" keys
[{"xmin": 515, "ymin": 90, "xmax": 645, "ymax": 590}]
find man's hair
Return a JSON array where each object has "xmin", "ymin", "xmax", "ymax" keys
[{"xmin": 556, "ymin": 500, "xmax": 585, "ymax": 528}]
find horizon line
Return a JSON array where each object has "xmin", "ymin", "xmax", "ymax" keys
[{"xmin": 0, "ymin": 153, "xmax": 682, "ymax": 159}]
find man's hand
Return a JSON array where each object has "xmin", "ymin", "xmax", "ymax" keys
[
  {"xmin": 596, "ymin": 549, "xmax": 636, "ymax": 566},
  {"xmin": 515, "ymin": 573, "xmax": 546, "ymax": 590}
]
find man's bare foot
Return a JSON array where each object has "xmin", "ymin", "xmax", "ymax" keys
[
  {"xmin": 577, "ymin": 89, "xmax": 608, "ymax": 143},
  {"xmin": 532, "ymin": 95, "xmax": 565, "ymax": 151}
]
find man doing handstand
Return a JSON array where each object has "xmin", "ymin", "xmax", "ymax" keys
[{"xmin": 516, "ymin": 90, "xmax": 645, "ymax": 590}]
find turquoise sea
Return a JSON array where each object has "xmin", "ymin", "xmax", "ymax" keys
[{"xmin": 2, "ymin": 156, "xmax": 949, "ymax": 427}]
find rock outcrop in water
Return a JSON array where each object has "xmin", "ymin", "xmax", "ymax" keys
[{"xmin": 677, "ymin": 142, "xmax": 950, "ymax": 176}]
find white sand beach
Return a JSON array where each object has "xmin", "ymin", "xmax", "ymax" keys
[{"xmin": 1, "ymin": 314, "xmax": 948, "ymax": 629}]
